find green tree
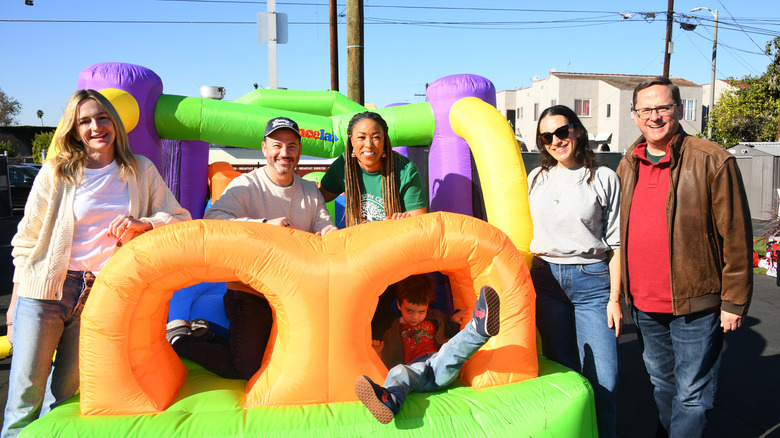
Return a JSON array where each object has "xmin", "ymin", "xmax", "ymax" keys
[
  {"xmin": 708, "ymin": 36, "xmax": 780, "ymax": 146},
  {"xmin": 0, "ymin": 140, "xmax": 18, "ymax": 157},
  {"xmin": 32, "ymin": 130, "xmax": 54, "ymax": 163},
  {"xmin": 709, "ymin": 77, "xmax": 779, "ymax": 147},
  {"xmin": 0, "ymin": 88, "xmax": 22, "ymax": 126}
]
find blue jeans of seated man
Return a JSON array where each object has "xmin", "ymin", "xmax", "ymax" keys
[
  {"xmin": 383, "ymin": 321, "xmax": 488, "ymax": 408},
  {"xmin": 2, "ymin": 271, "xmax": 95, "ymax": 438},
  {"xmin": 174, "ymin": 288, "xmax": 272, "ymax": 380},
  {"xmin": 632, "ymin": 307, "xmax": 723, "ymax": 438},
  {"xmin": 531, "ymin": 258, "xmax": 617, "ymax": 438}
]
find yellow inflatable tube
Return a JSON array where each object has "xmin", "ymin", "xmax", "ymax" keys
[
  {"xmin": 449, "ymin": 96, "xmax": 533, "ymax": 267},
  {"xmin": 79, "ymin": 212, "xmax": 537, "ymax": 415}
]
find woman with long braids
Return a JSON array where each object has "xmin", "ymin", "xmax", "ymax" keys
[
  {"xmin": 527, "ymin": 105, "xmax": 622, "ymax": 438},
  {"xmin": 319, "ymin": 111, "xmax": 427, "ymax": 338},
  {"xmin": 319, "ymin": 111, "xmax": 427, "ymax": 226}
]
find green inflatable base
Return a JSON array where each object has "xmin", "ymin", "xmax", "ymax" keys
[{"xmin": 21, "ymin": 358, "xmax": 596, "ymax": 437}]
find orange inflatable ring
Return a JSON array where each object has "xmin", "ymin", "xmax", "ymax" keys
[{"xmin": 79, "ymin": 211, "xmax": 537, "ymax": 415}]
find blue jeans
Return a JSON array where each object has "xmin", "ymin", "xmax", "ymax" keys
[
  {"xmin": 531, "ymin": 258, "xmax": 617, "ymax": 438},
  {"xmin": 383, "ymin": 321, "xmax": 488, "ymax": 407},
  {"xmin": 632, "ymin": 307, "xmax": 723, "ymax": 438},
  {"xmin": 174, "ymin": 288, "xmax": 272, "ymax": 380},
  {"xmin": 2, "ymin": 271, "xmax": 95, "ymax": 438}
]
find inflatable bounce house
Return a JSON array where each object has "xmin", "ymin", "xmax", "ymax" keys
[{"xmin": 17, "ymin": 63, "xmax": 596, "ymax": 437}]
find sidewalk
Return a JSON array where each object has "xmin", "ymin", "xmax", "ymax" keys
[{"xmin": 0, "ymin": 213, "xmax": 778, "ymax": 437}]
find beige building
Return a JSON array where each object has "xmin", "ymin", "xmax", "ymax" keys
[
  {"xmin": 497, "ymin": 72, "xmax": 703, "ymax": 152},
  {"xmin": 702, "ymin": 79, "xmax": 737, "ymax": 128}
]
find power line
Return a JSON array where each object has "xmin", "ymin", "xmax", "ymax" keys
[
  {"xmin": 3, "ymin": 5, "xmax": 776, "ymax": 42},
  {"xmin": 156, "ymin": 0, "xmax": 619, "ymax": 14},
  {"xmin": 715, "ymin": 0, "xmax": 773, "ymax": 60}
]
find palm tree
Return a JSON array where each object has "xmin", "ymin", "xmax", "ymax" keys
[{"xmin": 36, "ymin": 110, "xmax": 44, "ymax": 126}]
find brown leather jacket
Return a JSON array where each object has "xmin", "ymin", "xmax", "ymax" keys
[{"xmin": 616, "ymin": 128, "xmax": 753, "ymax": 316}]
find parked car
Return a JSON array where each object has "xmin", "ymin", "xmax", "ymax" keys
[{"xmin": 9, "ymin": 165, "xmax": 40, "ymax": 209}]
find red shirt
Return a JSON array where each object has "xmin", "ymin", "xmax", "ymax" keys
[
  {"xmin": 627, "ymin": 143, "xmax": 674, "ymax": 313},
  {"xmin": 400, "ymin": 319, "xmax": 439, "ymax": 364}
]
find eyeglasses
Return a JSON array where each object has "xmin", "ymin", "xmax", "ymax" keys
[
  {"xmin": 633, "ymin": 104, "xmax": 678, "ymax": 119},
  {"xmin": 538, "ymin": 124, "xmax": 575, "ymax": 145}
]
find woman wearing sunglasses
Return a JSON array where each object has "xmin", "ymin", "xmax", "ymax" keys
[{"xmin": 527, "ymin": 105, "xmax": 621, "ymax": 438}]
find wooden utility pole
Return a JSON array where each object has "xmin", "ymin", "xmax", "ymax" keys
[
  {"xmin": 346, "ymin": 0, "xmax": 364, "ymax": 105},
  {"xmin": 329, "ymin": 0, "xmax": 339, "ymax": 91},
  {"xmin": 662, "ymin": 0, "xmax": 674, "ymax": 77},
  {"xmin": 268, "ymin": 0, "xmax": 278, "ymax": 89}
]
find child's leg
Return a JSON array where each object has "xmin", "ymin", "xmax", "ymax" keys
[
  {"xmin": 425, "ymin": 322, "xmax": 489, "ymax": 389},
  {"xmin": 383, "ymin": 360, "xmax": 428, "ymax": 406},
  {"xmin": 354, "ymin": 360, "xmax": 428, "ymax": 424},
  {"xmin": 425, "ymin": 285, "xmax": 501, "ymax": 390}
]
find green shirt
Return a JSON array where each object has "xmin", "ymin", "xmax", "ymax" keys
[{"xmin": 321, "ymin": 152, "xmax": 427, "ymax": 222}]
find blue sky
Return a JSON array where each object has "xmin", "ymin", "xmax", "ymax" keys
[{"xmin": 1, "ymin": 0, "xmax": 777, "ymax": 127}]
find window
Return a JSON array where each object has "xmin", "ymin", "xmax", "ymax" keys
[
  {"xmin": 606, "ymin": 104, "xmax": 612, "ymax": 119},
  {"xmin": 683, "ymin": 99, "xmax": 696, "ymax": 121},
  {"xmin": 574, "ymin": 99, "xmax": 591, "ymax": 117},
  {"xmin": 533, "ymin": 103, "xmax": 540, "ymax": 121},
  {"xmin": 520, "ymin": 107, "xmax": 523, "ymax": 119}
]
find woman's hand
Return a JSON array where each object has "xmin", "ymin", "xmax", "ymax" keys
[
  {"xmin": 108, "ymin": 215, "xmax": 152, "ymax": 242},
  {"xmin": 316, "ymin": 225, "xmax": 338, "ymax": 236},
  {"xmin": 388, "ymin": 212, "xmax": 411, "ymax": 220},
  {"xmin": 372, "ymin": 339, "xmax": 384, "ymax": 355},
  {"xmin": 607, "ymin": 301, "xmax": 623, "ymax": 338}
]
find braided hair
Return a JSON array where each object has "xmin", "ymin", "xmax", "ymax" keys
[{"xmin": 344, "ymin": 111, "xmax": 403, "ymax": 226}]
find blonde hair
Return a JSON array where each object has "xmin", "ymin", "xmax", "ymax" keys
[
  {"xmin": 344, "ymin": 112, "xmax": 402, "ymax": 227},
  {"xmin": 52, "ymin": 89, "xmax": 137, "ymax": 185}
]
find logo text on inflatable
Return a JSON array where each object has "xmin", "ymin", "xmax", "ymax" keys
[{"xmin": 300, "ymin": 127, "xmax": 338, "ymax": 143}]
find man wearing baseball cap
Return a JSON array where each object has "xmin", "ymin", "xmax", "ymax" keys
[{"xmin": 168, "ymin": 116, "xmax": 337, "ymax": 380}]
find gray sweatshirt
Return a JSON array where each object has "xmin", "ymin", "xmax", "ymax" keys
[{"xmin": 527, "ymin": 165, "xmax": 620, "ymax": 264}]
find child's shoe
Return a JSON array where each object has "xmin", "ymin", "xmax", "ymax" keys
[
  {"xmin": 472, "ymin": 285, "xmax": 501, "ymax": 337},
  {"xmin": 355, "ymin": 375, "xmax": 400, "ymax": 424}
]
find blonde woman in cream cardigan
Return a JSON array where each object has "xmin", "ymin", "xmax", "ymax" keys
[{"xmin": 2, "ymin": 90, "xmax": 190, "ymax": 438}]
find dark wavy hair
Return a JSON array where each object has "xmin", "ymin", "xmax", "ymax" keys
[
  {"xmin": 394, "ymin": 274, "xmax": 435, "ymax": 307},
  {"xmin": 531, "ymin": 105, "xmax": 597, "ymax": 188},
  {"xmin": 344, "ymin": 111, "xmax": 402, "ymax": 226}
]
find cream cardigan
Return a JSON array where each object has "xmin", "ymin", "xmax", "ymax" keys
[{"xmin": 11, "ymin": 155, "xmax": 191, "ymax": 300}]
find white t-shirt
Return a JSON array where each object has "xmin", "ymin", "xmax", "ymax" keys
[{"xmin": 68, "ymin": 161, "xmax": 129, "ymax": 273}]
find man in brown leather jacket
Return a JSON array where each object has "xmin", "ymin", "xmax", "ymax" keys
[{"xmin": 616, "ymin": 76, "xmax": 752, "ymax": 438}]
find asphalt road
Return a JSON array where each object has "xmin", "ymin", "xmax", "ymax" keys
[{"xmin": 0, "ymin": 213, "xmax": 777, "ymax": 437}]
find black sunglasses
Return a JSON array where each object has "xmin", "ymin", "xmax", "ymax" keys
[{"xmin": 539, "ymin": 124, "xmax": 575, "ymax": 145}]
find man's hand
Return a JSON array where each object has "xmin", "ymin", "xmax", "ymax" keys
[
  {"xmin": 316, "ymin": 225, "xmax": 338, "ymax": 236},
  {"xmin": 266, "ymin": 217, "xmax": 295, "ymax": 229},
  {"xmin": 721, "ymin": 310, "xmax": 743, "ymax": 333}
]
